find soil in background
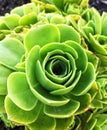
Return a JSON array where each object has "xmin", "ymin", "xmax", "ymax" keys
[{"xmin": 0, "ymin": 0, "xmax": 30, "ymax": 16}]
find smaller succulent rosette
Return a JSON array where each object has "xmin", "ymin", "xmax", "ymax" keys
[
  {"xmin": 75, "ymin": 110, "xmax": 107, "ymax": 130},
  {"xmin": 78, "ymin": 7, "xmax": 107, "ymax": 66},
  {"xmin": 3, "ymin": 23, "xmax": 96, "ymax": 129}
]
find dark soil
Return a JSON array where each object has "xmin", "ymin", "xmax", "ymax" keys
[
  {"xmin": 0, "ymin": 0, "xmax": 107, "ymax": 130},
  {"xmin": 89, "ymin": 0, "xmax": 107, "ymax": 14},
  {"xmin": 0, "ymin": 0, "xmax": 30, "ymax": 16}
]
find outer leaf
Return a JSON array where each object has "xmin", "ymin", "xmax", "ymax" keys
[
  {"xmin": 96, "ymin": 114, "xmax": 107, "ymax": 127},
  {"xmin": 0, "ymin": 21, "xmax": 9, "ymax": 30},
  {"xmin": 0, "ymin": 38, "xmax": 25, "ymax": 69},
  {"xmin": 83, "ymin": 118, "xmax": 97, "ymax": 130},
  {"xmin": 101, "ymin": 124, "xmax": 107, "ymax": 130},
  {"xmin": 57, "ymin": 24, "xmax": 80, "ymax": 43},
  {"xmin": 90, "ymin": 8, "xmax": 101, "ymax": 34},
  {"xmin": 55, "ymin": 116, "xmax": 74, "ymax": 130},
  {"xmin": 11, "ymin": 6, "xmax": 24, "ymax": 16},
  {"xmin": 91, "ymin": 99, "xmax": 103, "ymax": 109},
  {"xmin": 24, "ymin": 24, "xmax": 60, "ymax": 51},
  {"xmin": 89, "ymin": 34, "xmax": 107, "ymax": 55},
  {"xmin": 4, "ymin": 14, "xmax": 20, "ymax": 29},
  {"xmin": 27, "ymin": 108, "xmax": 56, "ymax": 130},
  {"xmin": 19, "ymin": 12, "xmax": 37, "ymax": 26},
  {"xmin": 102, "ymin": 13, "xmax": 107, "ymax": 36},
  {"xmin": 0, "ymin": 64, "xmax": 13, "ymax": 95},
  {"xmin": 44, "ymin": 99, "xmax": 80, "ymax": 118},
  {"xmin": 23, "ymin": 2, "xmax": 37, "ymax": 15},
  {"xmin": 88, "ymin": 82, "xmax": 98, "ymax": 100},
  {"xmin": 0, "ymin": 95, "xmax": 5, "ymax": 113},
  {"xmin": 30, "ymin": 83, "xmax": 70, "ymax": 106},
  {"xmin": 50, "ymin": 14, "xmax": 65, "ymax": 24},
  {"xmin": 82, "ymin": 26, "xmax": 94, "ymax": 38},
  {"xmin": 5, "ymin": 96, "xmax": 42, "ymax": 124},
  {"xmin": 73, "ymin": 116, "xmax": 81, "ymax": 130},
  {"xmin": 26, "ymin": 45, "xmax": 40, "ymax": 88},
  {"xmin": 52, "ymin": 0, "xmax": 64, "ymax": 10},
  {"xmin": 72, "ymin": 93, "xmax": 91, "ymax": 115},
  {"xmin": 86, "ymin": 50, "xmax": 99, "ymax": 70},
  {"xmin": 7, "ymin": 72, "xmax": 37, "ymax": 111},
  {"xmin": 96, "ymin": 54, "xmax": 107, "ymax": 66},
  {"xmin": 71, "ymin": 63, "xmax": 95, "ymax": 96}
]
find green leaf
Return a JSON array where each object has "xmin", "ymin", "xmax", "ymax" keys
[
  {"xmin": 0, "ymin": 38, "xmax": 25, "ymax": 69},
  {"xmin": 86, "ymin": 50, "xmax": 99, "ymax": 70},
  {"xmin": 26, "ymin": 45, "xmax": 40, "ymax": 90},
  {"xmin": 65, "ymin": 41, "xmax": 88, "ymax": 72},
  {"xmin": 19, "ymin": 12, "xmax": 37, "ymax": 26},
  {"xmin": 96, "ymin": 54, "xmax": 107, "ymax": 66},
  {"xmin": 40, "ymin": 42, "xmax": 78, "ymax": 60},
  {"xmin": 90, "ymin": 8, "xmax": 101, "ymax": 34},
  {"xmin": 11, "ymin": 6, "xmax": 24, "ymax": 16},
  {"xmin": 73, "ymin": 116, "xmax": 81, "ymax": 130},
  {"xmin": 35, "ymin": 60, "xmax": 66, "ymax": 91},
  {"xmin": 55, "ymin": 116, "xmax": 74, "ymax": 130},
  {"xmin": 72, "ymin": 93, "xmax": 91, "ymax": 115},
  {"xmin": 23, "ymin": 3, "xmax": 37, "ymax": 15},
  {"xmin": 57, "ymin": 24, "xmax": 80, "ymax": 43},
  {"xmin": 50, "ymin": 14, "xmax": 65, "ymax": 24},
  {"xmin": 52, "ymin": 0, "xmax": 64, "ymax": 10},
  {"xmin": 80, "ymin": 0, "xmax": 89, "ymax": 8},
  {"xmin": 30, "ymin": 83, "xmax": 70, "ymax": 106},
  {"xmin": 83, "ymin": 118, "xmax": 97, "ymax": 130},
  {"xmin": 71, "ymin": 63, "xmax": 95, "ymax": 96},
  {"xmin": 102, "ymin": 13, "xmax": 107, "ymax": 36},
  {"xmin": 101, "ymin": 124, "xmax": 107, "ymax": 130},
  {"xmin": 44, "ymin": 99, "xmax": 80, "ymax": 118},
  {"xmin": 24, "ymin": 24, "xmax": 60, "ymax": 51},
  {"xmin": 89, "ymin": 34, "xmax": 107, "ymax": 55},
  {"xmin": 5, "ymin": 96, "xmax": 42, "ymax": 124},
  {"xmin": 4, "ymin": 14, "xmax": 20, "ymax": 29},
  {"xmin": 0, "ymin": 64, "xmax": 13, "ymax": 95},
  {"xmin": 91, "ymin": 99, "xmax": 103, "ymax": 109},
  {"xmin": 27, "ymin": 108, "xmax": 56, "ymax": 130},
  {"xmin": 0, "ymin": 95, "xmax": 5, "ymax": 113},
  {"xmin": 88, "ymin": 82, "xmax": 98, "ymax": 100},
  {"xmin": 63, "ymin": 52, "xmax": 77, "ymax": 87},
  {"xmin": 0, "ymin": 21, "xmax": 9, "ymax": 30},
  {"xmin": 96, "ymin": 114, "xmax": 107, "ymax": 127},
  {"xmin": 7, "ymin": 72, "xmax": 37, "ymax": 111},
  {"xmin": 82, "ymin": 25, "xmax": 94, "ymax": 38},
  {"xmin": 50, "ymin": 71, "xmax": 81, "ymax": 95}
]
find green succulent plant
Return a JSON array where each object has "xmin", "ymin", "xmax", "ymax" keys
[{"xmin": 0, "ymin": 0, "xmax": 107, "ymax": 130}]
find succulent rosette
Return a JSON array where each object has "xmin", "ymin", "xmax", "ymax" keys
[
  {"xmin": 75, "ymin": 109, "xmax": 107, "ymax": 130},
  {"xmin": 77, "ymin": 7, "xmax": 107, "ymax": 67},
  {"xmin": 76, "ymin": 7, "xmax": 107, "ymax": 118},
  {"xmin": 0, "ymin": 22, "xmax": 96, "ymax": 129}
]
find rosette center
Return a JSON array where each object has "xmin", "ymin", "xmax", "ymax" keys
[{"xmin": 52, "ymin": 60, "xmax": 67, "ymax": 76}]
